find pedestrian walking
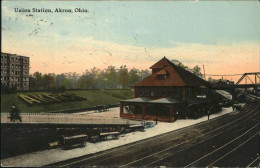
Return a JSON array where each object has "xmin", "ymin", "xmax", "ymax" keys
[
  {"xmin": 174, "ymin": 111, "xmax": 179, "ymax": 121},
  {"xmin": 10, "ymin": 104, "xmax": 22, "ymax": 122},
  {"xmin": 155, "ymin": 117, "xmax": 158, "ymax": 125},
  {"xmin": 207, "ymin": 110, "xmax": 210, "ymax": 120}
]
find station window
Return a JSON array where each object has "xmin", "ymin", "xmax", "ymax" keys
[
  {"xmin": 151, "ymin": 88, "xmax": 154, "ymax": 97},
  {"xmin": 139, "ymin": 88, "xmax": 143, "ymax": 96},
  {"xmin": 168, "ymin": 88, "xmax": 173, "ymax": 97},
  {"xmin": 188, "ymin": 88, "xmax": 192, "ymax": 96},
  {"xmin": 145, "ymin": 88, "xmax": 150, "ymax": 96},
  {"xmin": 173, "ymin": 88, "xmax": 179, "ymax": 97},
  {"xmin": 162, "ymin": 88, "xmax": 167, "ymax": 97}
]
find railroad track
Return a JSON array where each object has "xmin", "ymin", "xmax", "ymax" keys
[
  {"xmin": 122, "ymin": 106, "xmax": 259, "ymax": 167},
  {"xmin": 49, "ymin": 103, "xmax": 259, "ymax": 167},
  {"xmin": 246, "ymin": 156, "xmax": 260, "ymax": 167}
]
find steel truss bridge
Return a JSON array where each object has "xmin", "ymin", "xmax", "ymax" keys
[{"xmin": 212, "ymin": 72, "xmax": 260, "ymax": 90}]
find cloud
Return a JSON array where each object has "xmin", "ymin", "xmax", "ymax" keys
[{"xmin": 2, "ymin": 31, "xmax": 259, "ymax": 78}]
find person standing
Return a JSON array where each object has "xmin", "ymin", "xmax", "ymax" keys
[{"xmin": 207, "ymin": 110, "xmax": 210, "ymax": 120}]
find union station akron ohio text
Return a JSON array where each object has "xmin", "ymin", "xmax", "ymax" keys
[{"xmin": 120, "ymin": 57, "xmax": 217, "ymax": 122}]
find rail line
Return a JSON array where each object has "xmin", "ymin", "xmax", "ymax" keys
[
  {"xmin": 141, "ymin": 113, "xmax": 259, "ymax": 167},
  {"xmin": 117, "ymin": 105, "xmax": 258, "ymax": 167},
  {"xmin": 184, "ymin": 124, "xmax": 259, "ymax": 167},
  {"xmin": 246, "ymin": 156, "xmax": 260, "ymax": 167},
  {"xmin": 207, "ymin": 132, "xmax": 258, "ymax": 167},
  {"xmin": 54, "ymin": 104, "xmax": 258, "ymax": 167}
]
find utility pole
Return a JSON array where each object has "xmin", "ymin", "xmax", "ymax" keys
[{"xmin": 203, "ymin": 64, "xmax": 206, "ymax": 80}]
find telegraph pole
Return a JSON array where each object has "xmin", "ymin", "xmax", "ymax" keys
[{"xmin": 203, "ymin": 64, "xmax": 206, "ymax": 80}]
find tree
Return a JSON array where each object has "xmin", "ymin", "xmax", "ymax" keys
[
  {"xmin": 77, "ymin": 68, "xmax": 98, "ymax": 89},
  {"xmin": 104, "ymin": 66, "xmax": 118, "ymax": 88},
  {"xmin": 171, "ymin": 59, "xmax": 189, "ymax": 71},
  {"xmin": 191, "ymin": 65, "xmax": 203, "ymax": 78},
  {"xmin": 42, "ymin": 74, "xmax": 56, "ymax": 90},
  {"xmin": 139, "ymin": 69, "xmax": 151, "ymax": 79},
  {"xmin": 56, "ymin": 73, "xmax": 70, "ymax": 89},
  {"xmin": 171, "ymin": 60, "xmax": 203, "ymax": 78},
  {"xmin": 118, "ymin": 65, "xmax": 129, "ymax": 88},
  {"xmin": 32, "ymin": 72, "xmax": 44, "ymax": 90},
  {"xmin": 65, "ymin": 72, "xmax": 80, "ymax": 89},
  {"xmin": 29, "ymin": 75, "xmax": 37, "ymax": 90},
  {"xmin": 128, "ymin": 68, "xmax": 141, "ymax": 87},
  {"xmin": 208, "ymin": 77, "xmax": 217, "ymax": 84}
]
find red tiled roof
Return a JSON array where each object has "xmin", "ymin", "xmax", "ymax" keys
[
  {"xmin": 134, "ymin": 57, "xmax": 210, "ymax": 87},
  {"xmin": 155, "ymin": 69, "xmax": 168, "ymax": 75},
  {"xmin": 150, "ymin": 56, "xmax": 169, "ymax": 69}
]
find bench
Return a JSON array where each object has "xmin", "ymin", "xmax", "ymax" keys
[
  {"xmin": 99, "ymin": 132, "xmax": 120, "ymax": 140},
  {"xmin": 128, "ymin": 125, "xmax": 145, "ymax": 131},
  {"xmin": 62, "ymin": 134, "xmax": 88, "ymax": 149},
  {"xmin": 95, "ymin": 105, "xmax": 110, "ymax": 112}
]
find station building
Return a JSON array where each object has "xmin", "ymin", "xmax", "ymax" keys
[
  {"xmin": 1, "ymin": 52, "xmax": 30, "ymax": 91},
  {"xmin": 120, "ymin": 57, "xmax": 214, "ymax": 122}
]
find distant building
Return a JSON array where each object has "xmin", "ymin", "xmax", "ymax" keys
[
  {"xmin": 1, "ymin": 52, "xmax": 30, "ymax": 91},
  {"xmin": 215, "ymin": 79, "xmax": 234, "ymax": 86}
]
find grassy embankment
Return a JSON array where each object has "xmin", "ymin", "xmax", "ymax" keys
[{"xmin": 1, "ymin": 89, "xmax": 134, "ymax": 113}]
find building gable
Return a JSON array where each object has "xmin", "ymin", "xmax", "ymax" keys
[{"xmin": 134, "ymin": 57, "xmax": 210, "ymax": 87}]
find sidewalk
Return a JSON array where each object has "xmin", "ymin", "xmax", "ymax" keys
[{"xmin": 1, "ymin": 107, "xmax": 234, "ymax": 167}]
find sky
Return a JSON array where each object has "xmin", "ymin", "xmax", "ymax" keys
[{"xmin": 2, "ymin": 1, "xmax": 260, "ymax": 82}]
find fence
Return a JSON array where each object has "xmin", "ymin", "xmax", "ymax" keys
[{"xmin": 1, "ymin": 113, "xmax": 142, "ymax": 125}]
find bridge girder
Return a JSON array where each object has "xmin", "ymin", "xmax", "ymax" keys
[{"xmin": 235, "ymin": 72, "xmax": 260, "ymax": 85}]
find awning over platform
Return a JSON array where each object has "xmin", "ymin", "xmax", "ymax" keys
[
  {"xmin": 121, "ymin": 97, "xmax": 180, "ymax": 105},
  {"xmin": 149, "ymin": 98, "xmax": 180, "ymax": 104},
  {"xmin": 215, "ymin": 90, "xmax": 232, "ymax": 100},
  {"xmin": 121, "ymin": 97, "xmax": 151, "ymax": 103}
]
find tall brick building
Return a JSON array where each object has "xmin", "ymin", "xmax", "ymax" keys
[{"xmin": 1, "ymin": 52, "xmax": 30, "ymax": 91}]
